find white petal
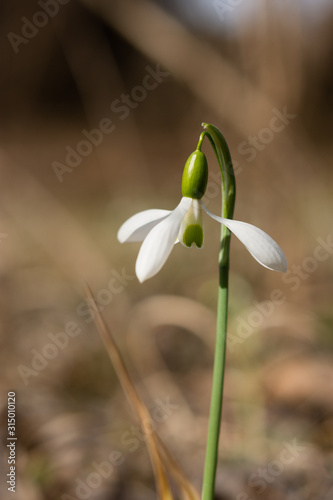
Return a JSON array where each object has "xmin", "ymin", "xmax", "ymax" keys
[
  {"xmin": 117, "ymin": 209, "xmax": 171, "ymax": 243},
  {"xmin": 136, "ymin": 197, "xmax": 192, "ymax": 282},
  {"xmin": 178, "ymin": 199, "xmax": 204, "ymax": 248},
  {"xmin": 222, "ymin": 219, "xmax": 287, "ymax": 272},
  {"xmin": 201, "ymin": 202, "xmax": 287, "ymax": 272}
]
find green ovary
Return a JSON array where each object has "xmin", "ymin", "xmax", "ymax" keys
[
  {"xmin": 181, "ymin": 150, "xmax": 208, "ymax": 199},
  {"xmin": 182, "ymin": 224, "xmax": 203, "ymax": 248}
]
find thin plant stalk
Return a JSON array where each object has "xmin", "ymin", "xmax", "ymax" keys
[{"xmin": 200, "ymin": 123, "xmax": 236, "ymax": 500}]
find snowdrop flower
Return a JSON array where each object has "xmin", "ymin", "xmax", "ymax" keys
[{"xmin": 117, "ymin": 150, "xmax": 287, "ymax": 282}]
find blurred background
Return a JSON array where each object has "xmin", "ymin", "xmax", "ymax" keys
[{"xmin": 1, "ymin": 0, "xmax": 333, "ymax": 498}]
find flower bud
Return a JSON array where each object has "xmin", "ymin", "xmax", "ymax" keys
[{"xmin": 181, "ymin": 150, "xmax": 208, "ymax": 199}]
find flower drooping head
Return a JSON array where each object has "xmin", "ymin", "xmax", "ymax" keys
[{"xmin": 117, "ymin": 126, "xmax": 287, "ymax": 282}]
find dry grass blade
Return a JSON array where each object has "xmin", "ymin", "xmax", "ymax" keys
[
  {"xmin": 84, "ymin": 284, "xmax": 201, "ymax": 499},
  {"xmin": 156, "ymin": 435, "xmax": 201, "ymax": 500},
  {"xmin": 84, "ymin": 283, "xmax": 174, "ymax": 500}
]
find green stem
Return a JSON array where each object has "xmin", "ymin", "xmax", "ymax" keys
[
  {"xmin": 200, "ymin": 123, "xmax": 236, "ymax": 500},
  {"xmin": 201, "ymin": 262, "xmax": 229, "ymax": 500},
  {"xmin": 196, "ymin": 131, "xmax": 208, "ymax": 151}
]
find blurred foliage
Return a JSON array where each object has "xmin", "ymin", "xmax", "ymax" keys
[{"xmin": 1, "ymin": 0, "xmax": 333, "ymax": 499}]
